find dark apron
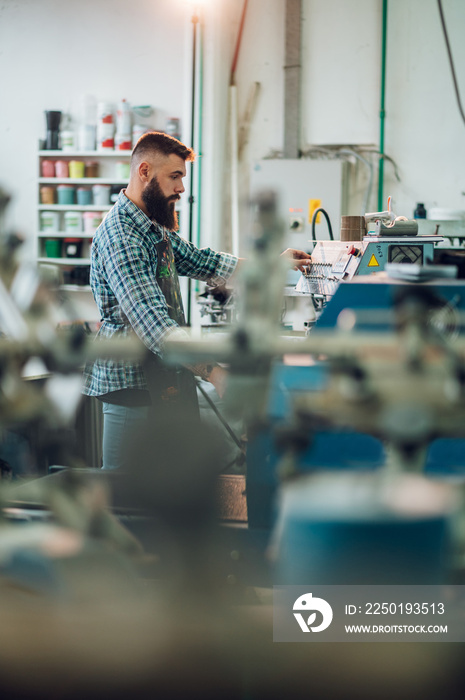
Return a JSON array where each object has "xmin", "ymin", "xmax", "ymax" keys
[{"xmin": 143, "ymin": 234, "xmax": 200, "ymax": 422}]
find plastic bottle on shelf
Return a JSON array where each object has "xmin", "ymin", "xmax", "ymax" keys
[
  {"xmin": 115, "ymin": 133, "xmax": 132, "ymax": 151},
  {"xmin": 414, "ymin": 202, "xmax": 427, "ymax": 219},
  {"xmin": 60, "ymin": 113, "xmax": 76, "ymax": 152},
  {"xmin": 97, "ymin": 123, "xmax": 115, "ymax": 151},
  {"xmin": 78, "ymin": 124, "xmax": 96, "ymax": 152},
  {"xmin": 97, "ymin": 102, "xmax": 114, "ymax": 124},
  {"xmin": 116, "ymin": 99, "xmax": 132, "ymax": 133},
  {"xmin": 115, "ymin": 99, "xmax": 132, "ymax": 151},
  {"xmin": 97, "ymin": 102, "xmax": 115, "ymax": 150}
]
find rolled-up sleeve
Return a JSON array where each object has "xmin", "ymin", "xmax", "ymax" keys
[{"xmin": 170, "ymin": 233, "xmax": 238, "ymax": 286}]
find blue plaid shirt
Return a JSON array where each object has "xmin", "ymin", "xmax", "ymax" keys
[{"xmin": 82, "ymin": 191, "xmax": 237, "ymax": 396}]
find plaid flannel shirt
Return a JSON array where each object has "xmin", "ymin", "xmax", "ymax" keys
[{"xmin": 82, "ymin": 191, "xmax": 237, "ymax": 397}]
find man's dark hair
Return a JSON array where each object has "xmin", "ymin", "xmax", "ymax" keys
[{"xmin": 132, "ymin": 131, "xmax": 195, "ymax": 163}]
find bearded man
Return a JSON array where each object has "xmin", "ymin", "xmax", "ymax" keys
[{"xmin": 82, "ymin": 131, "xmax": 311, "ymax": 470}]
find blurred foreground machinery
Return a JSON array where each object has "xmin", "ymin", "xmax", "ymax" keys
[
  {"xmin": 0, "ymin": 187, "xmax": 464, "ymax": 698},
  {"xmin": 165, "ymin": 193, "xmax": 465, "ymax": 586}
]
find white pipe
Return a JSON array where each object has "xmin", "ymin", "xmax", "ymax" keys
[{"xmin": 230, "ymin": 84, "xmax": 240, "ymax": 257}]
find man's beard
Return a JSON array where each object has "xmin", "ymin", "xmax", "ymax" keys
[{"xmin": 142, "ymin": 176, "xmax": 179, "ymax": 231}]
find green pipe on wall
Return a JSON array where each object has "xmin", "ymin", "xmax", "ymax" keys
[
  {"xmin": 377, "ymin": 0, "xmax": 388, "ymax": 210},
  {"xmin": 194, "ymin": 17, "xmax": 204, "ymax": 296},
  {"xmin": 196, "ymin": 17, "xmax": 204, "ymax": 253}
]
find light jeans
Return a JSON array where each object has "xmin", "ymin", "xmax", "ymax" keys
[{"xmin": 101, "ymin": 402, "xmax": 150, "ymax": 470}]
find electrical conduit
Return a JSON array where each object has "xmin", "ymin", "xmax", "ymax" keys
[{"xmin": 377, "ymin": 0, "xmax": 388, "ymax": 210}]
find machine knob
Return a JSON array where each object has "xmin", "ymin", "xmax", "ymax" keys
[{"xmin": 347, "ymin": 245, "xmax": 360, "ymax": 257}]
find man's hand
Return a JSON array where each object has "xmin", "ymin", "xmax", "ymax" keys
[{"xmin": 281, "ymin": 248, "xmax": 312, "ymax": 271}]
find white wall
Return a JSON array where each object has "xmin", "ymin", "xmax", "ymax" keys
[
  {"xmin": 232, "ymin": 0, "xmax": 465, "ymax": 231},
  {"xmin": 385, "ymin": 0, "xmax": 465, "ymax": 218},
  {"xmin": 302, "ymin": 0, "xmax": 381, "ymax": 147}
]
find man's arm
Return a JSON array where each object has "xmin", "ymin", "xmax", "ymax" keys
[{"xmin": 228, "ymin": 248, "xmax": 312, "ymax": 284}]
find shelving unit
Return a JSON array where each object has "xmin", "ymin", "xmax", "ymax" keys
[
  {"xmin": 37, "ymin": 150, "xmax": 131, "ymax": 299},
  {"xmin": 38, "ymin": 204, "xmax": 113, "ymax": 211}
]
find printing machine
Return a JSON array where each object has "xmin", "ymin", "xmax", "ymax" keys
[{"xmin": 296, "ymin": 205, "xmax": 444, "ymax": 314}]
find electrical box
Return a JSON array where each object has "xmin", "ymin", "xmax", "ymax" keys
[{"xmin": 250, "ymin": 159, "xmax": 348, "ymax": 251}]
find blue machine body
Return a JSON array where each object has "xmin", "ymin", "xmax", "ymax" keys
[
  {"xmin": 246, "ymin": 278, "xmax": 465, "ymax": 530},
  {"xmin": 247, "ymin": 362, "xmax": 386, "ymax": 529}
]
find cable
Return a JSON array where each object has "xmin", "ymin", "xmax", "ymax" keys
[
  {"xmin": 311, "ymin": 207, "xmax": 333, "ymax": 243},
  {"xmin": 437, "ymin": 0, "xmax": 465, "ymax": 128},
  {"xmin": 195, "ymin": 379, "xmax": 244, "ymax": 450}
]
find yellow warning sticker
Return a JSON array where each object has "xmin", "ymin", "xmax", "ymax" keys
[
  {"xmin": 367, "ymin": 254, "xmax": 379, "ymax": 267},
  {"xmin": 308, "ymin": 199, "xmax": 322, "ymax": 223}
]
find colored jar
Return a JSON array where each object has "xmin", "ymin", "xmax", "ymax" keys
[
  {"xmin": 115, "ymin": 133, "xmax": 132, "ymax": 151},
  {"xmin": 83, "ymin": 211, "xmax": 103, "ymax": 235},
  {"xmin": 64, "ymin": 238, "xmax": 83, "ymax": 258},
  {"xmin": 116, "ymin": 161, "xmax": 131, "ymax": 180},
  {"xmin": 78, "ymin": 124, "xmax": 96, "ymax": 151},
  {"xmin": 41, "ymin": 160, "xmax": 55, "ymax": 177},
  {"xmin": 40, "ymin": 185, "xmax": 55, "ymax": 204},
  {"xmin": 85, "ymin": 161, "xmax": 99, "ymax": 178},
  {"xmin": 64, "ymin": 211, "xmax": 82, "ymax": 233},
  {"xmin": 45, "ymin": 239, "xmax": 62, "ymax": 258},
  {"xmin": 61, "ymin": 130, "xmax": 75, "ymax": 151},
  {"xmin": 116, "ymin": 99, "xmax": 131, "ymax": 134},
  {"xmin": 55, "ymin": 160, "xmax": 69, "ymax": 178},
  {"xmin": 77, "ymin": 187, "xmax": 93, "ymax": 205},
  {"xmin": 92, "ymin": 184, "xmax": 111, "ymax": 206},
  {"xmin": 97, "ymin": 123, "xmax": 115, "ymax": 150},
  {"xmin": 97, "ymin": 102, "xmax": 114, "ymax": 124},
  {"xmin": 57, "ymin": 185, "xmax": 76, "ymax": 205},
  {"xmin": 68, "ymin": 160, "xmax": 85, "ymax": 178},
  {"xmin": 40, "ymin": 211, "xmax": 60, "ymax": 231}
]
